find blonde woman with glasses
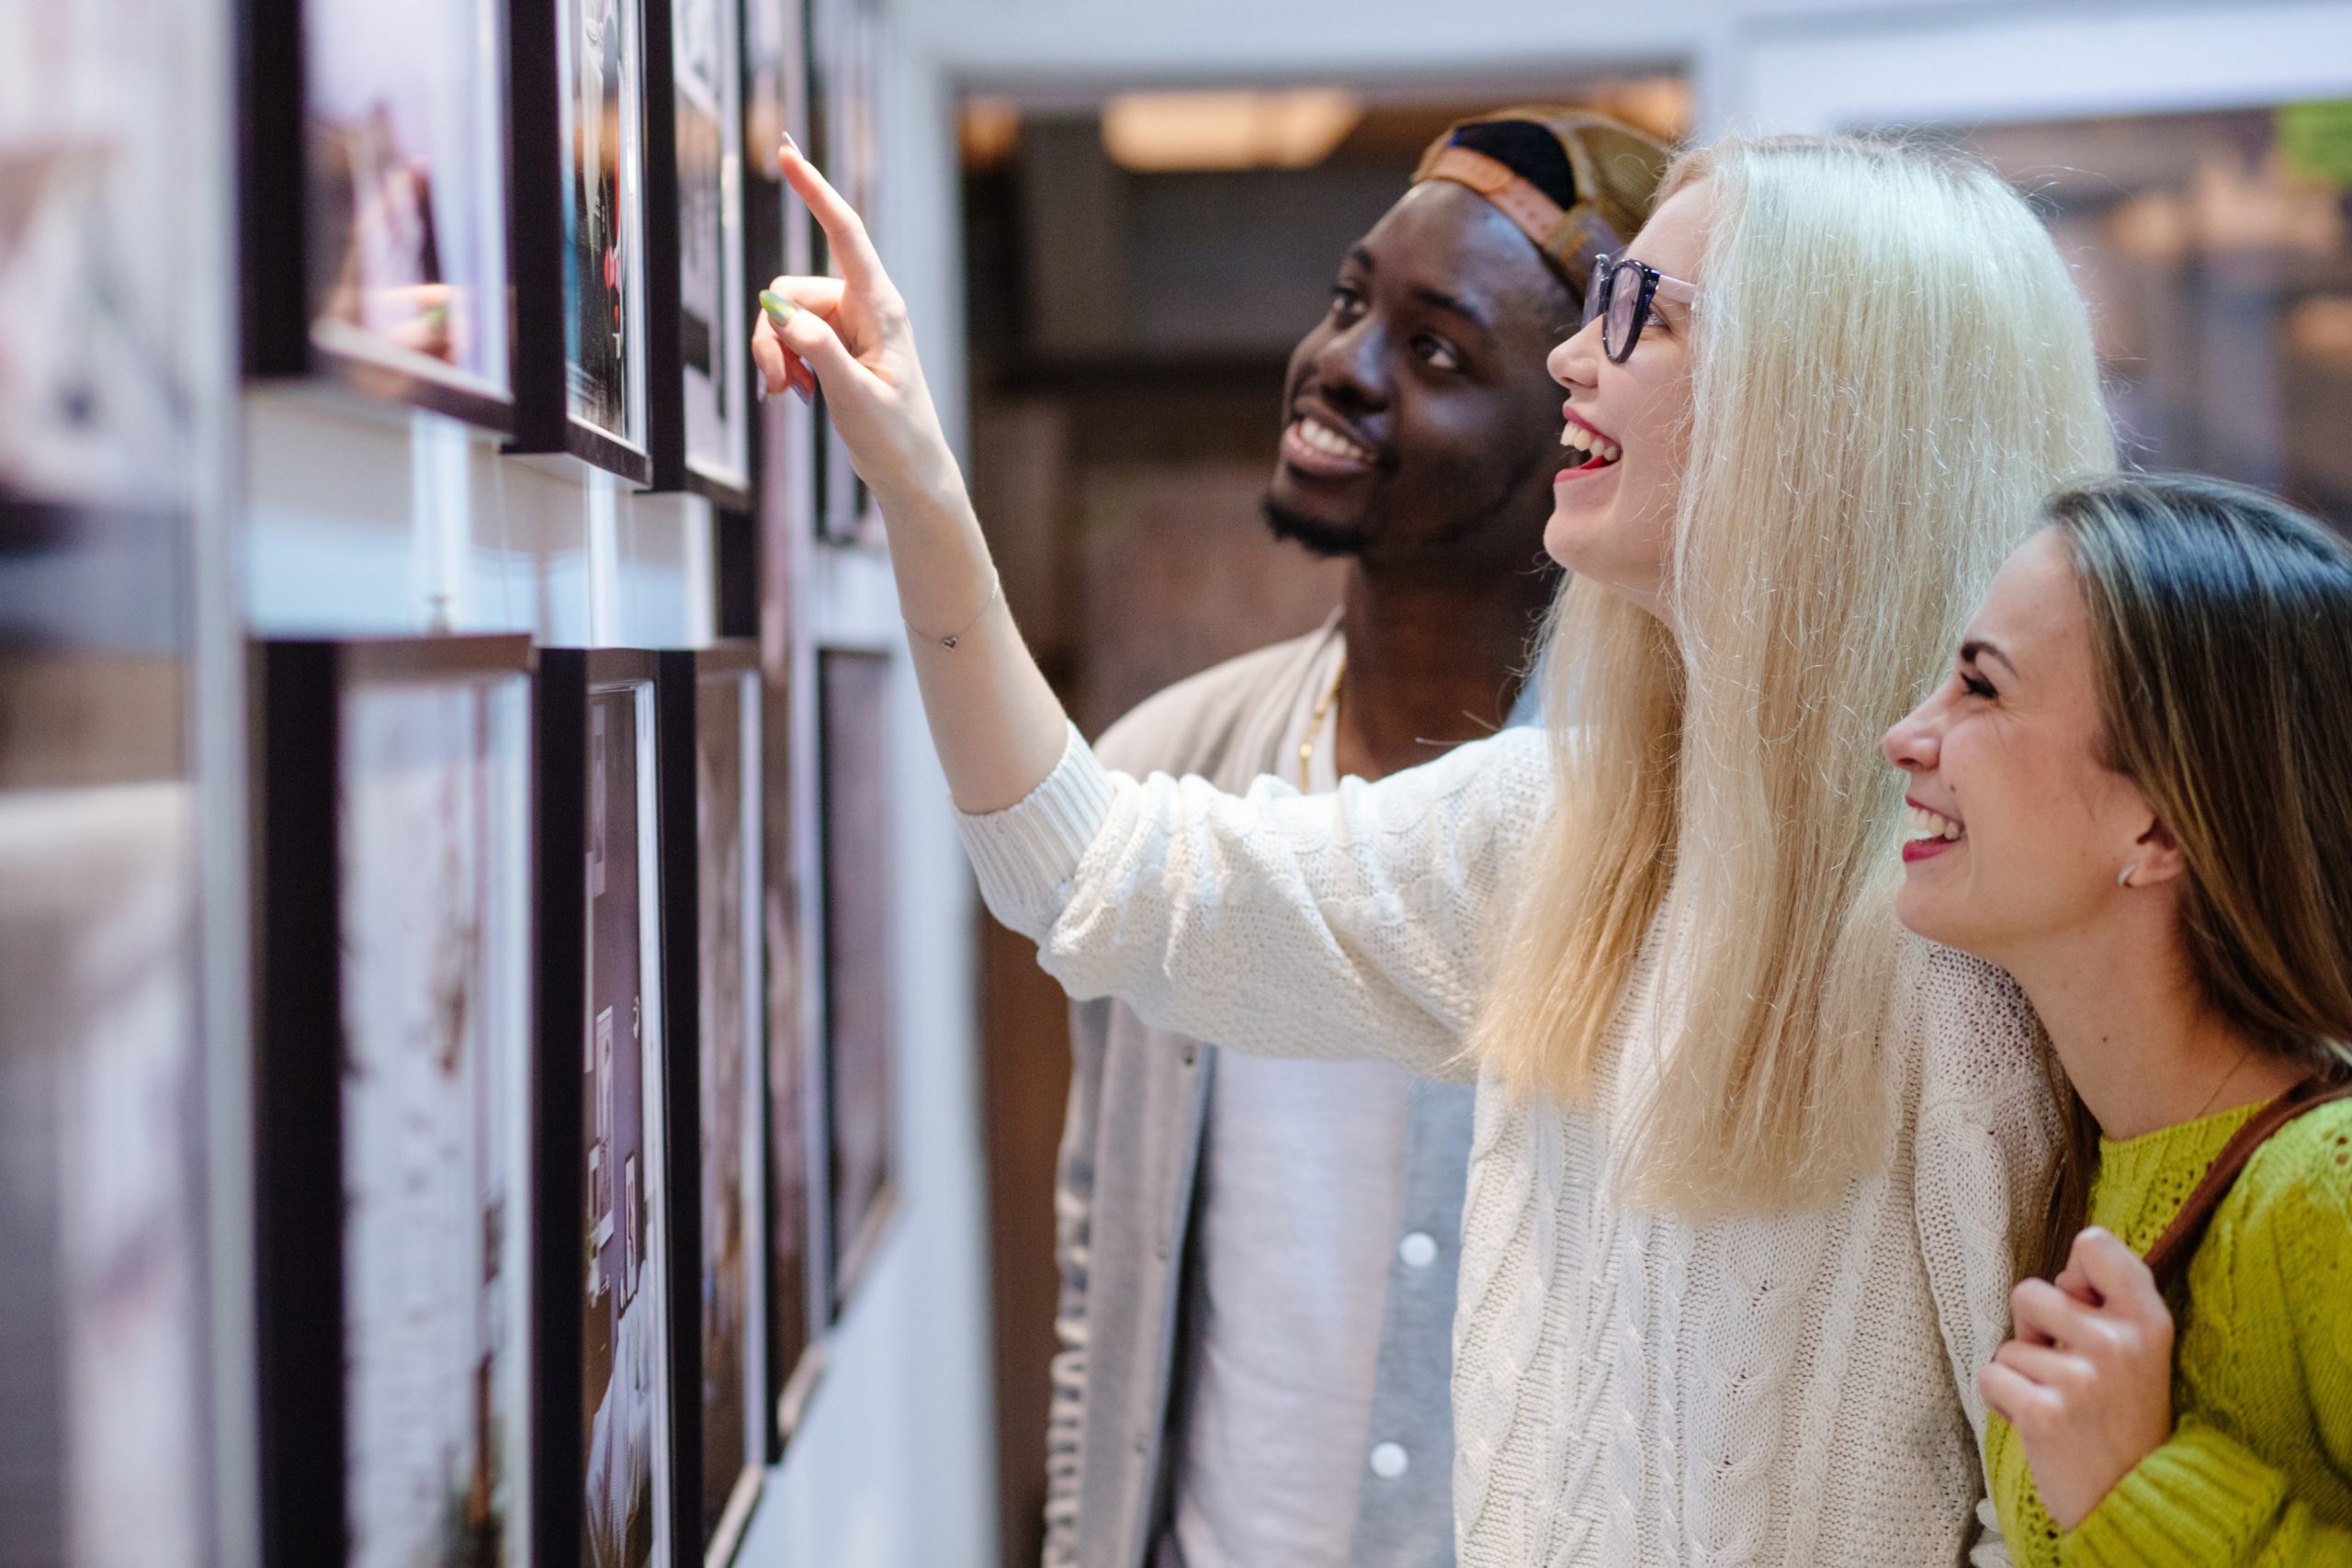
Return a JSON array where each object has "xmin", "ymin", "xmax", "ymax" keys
[{"xmin": 753, "ymin": 132, "xmax": 2115, "ymax": 1565}]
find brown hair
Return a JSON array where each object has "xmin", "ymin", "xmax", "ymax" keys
[{"xmin": 2035, "ymin": 473, "xmax": 2352, "ymax": 1274}]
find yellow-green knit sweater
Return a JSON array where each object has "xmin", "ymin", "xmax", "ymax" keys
[{"xmin": 1986, "ymin": 1098, "xmax": 2352, "ymax": 1565}]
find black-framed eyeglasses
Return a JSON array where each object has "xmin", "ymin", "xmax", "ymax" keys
[{"xmin": 1582, "ymin": 253, "xmax": 1698, "ymax": 364}]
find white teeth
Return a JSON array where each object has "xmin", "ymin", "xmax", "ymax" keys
[
  {"xmin": 1904, "ymin": 804, "xmax": 1964, "ymax": 843},
  {"xmin": 1296, "ymin": 417, "xmax": 1371, "ymax": 463},
  {"xmin": 1559, "ymin": 425, "xmax": 1621, "ymax": 464}
]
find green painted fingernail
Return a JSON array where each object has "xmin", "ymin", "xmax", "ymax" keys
[{"xmin": 759, "ymin": 289, "xmax": 797, "ymax": 326}]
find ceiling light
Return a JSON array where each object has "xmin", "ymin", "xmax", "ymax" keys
[{"xmin": 1100, "ymin": 89, "xmax": 1363, "ymax": 173}]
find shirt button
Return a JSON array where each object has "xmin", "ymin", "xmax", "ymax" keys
[
  {"xmin": 1370, "ymin": 1442, "xmax": 1408, "ymax": 1481},
  {"xmin": 1397, "ymin": 1232, "xmax": 1438, "ymax": 1269},
  {"xmin": 1181, "ymin": 1044, "xmax": 1197, "ymax": 1066},
  {"xmin": 1155, "ymin": 1235, "xmax": 1170, "ymax": 1260}
]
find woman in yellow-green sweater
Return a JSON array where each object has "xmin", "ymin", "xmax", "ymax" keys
[{"xmin": 1883, "ymin": 473, "xmax": 2352, "ymax": 1566}]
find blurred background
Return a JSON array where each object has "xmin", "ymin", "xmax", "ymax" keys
[{"xmin": 4, "ymin": 2, "xmax": 2349, "ymax": 1566}]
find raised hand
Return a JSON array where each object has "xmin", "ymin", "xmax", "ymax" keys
[
  {"xmin": 752, "ymin": 138, "xmax": 965, "ymax": 515},
  {"xmin": 745, "ymin": 137, "xmax": 1072, "ymax": 817},
  {"xmin": 1978, "ymin": 1226, "xmax": 2176, "ymax": 1530}
]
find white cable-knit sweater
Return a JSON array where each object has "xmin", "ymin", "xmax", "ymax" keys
[{"xmin": 961, "ymin": 723, "xmax": 2060, "ymax": 1568}]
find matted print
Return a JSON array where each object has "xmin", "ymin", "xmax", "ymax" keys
[
  {"xmin": 807, "ymin": 0, "xmax": 880, "ymax": 544},
  {"xmin": 688, "ymin": 650, "xmax": 765, "ymax": 1562},
  {"xmin": 292, "ymin": 0, "xmax": 513, "ymax": 423},
  {"xmin": 338, "ymin": 649, "xmax": 535, "ymax": 1568},
  {"xmin": 674, "ymin": 0, "xmax": 750, "ymax": 502},
  {"xmin": 560, "ymin": 0, "xmax": 651, "ymax": 462},
  {"xmin": 581, "ymin": 676, "xmax": 674, "ymax": 1568},
  {"xmin": 816, "ymin": 649, "xmax": 893, "ymax": 1306},
  {"xmin": 254, "ymin": 636, "xmax": 538, "ymax": 1568}
]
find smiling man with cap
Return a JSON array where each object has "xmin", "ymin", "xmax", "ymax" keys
[{"xmin": 1045, "ymin": 107, "xmax": 1670, "ymax": 1568}]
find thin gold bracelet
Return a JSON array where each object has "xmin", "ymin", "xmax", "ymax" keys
[{"xmin": 905, "ymin": 570, "xmax": 1002, "ymax": 650}]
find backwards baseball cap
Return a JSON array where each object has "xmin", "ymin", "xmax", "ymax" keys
[{"xmin": 1412, "ymin": 107, "xmax": 1673, "ymax": 299}]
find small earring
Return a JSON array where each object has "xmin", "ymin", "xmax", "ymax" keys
[{"xmin": 2117, "ymin": 862, "xmax": 2139, "ymax": 888}]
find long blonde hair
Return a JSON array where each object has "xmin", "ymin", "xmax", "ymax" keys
[{"xmin": 1471, "ymin": 135, "xmax": 2115, "ymax": 1213}]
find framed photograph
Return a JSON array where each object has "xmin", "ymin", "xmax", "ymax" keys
[
  {"xmin": 510, "ymin": 0, "xmax": 654, "ymax": 480},
  {"xmin": 816, "ymin": 648, "xmax": 894, "ymax": 1309},
  {"xmin": 806, "ymin": 0, "xmax": 882, "ymax": 546},
  {"xmin": 240, "ymin": 0, "xmax": 515, "ymax": 429},
  {"xmin": 648, "ymin": 0, "xmax": 752, "ymax": 507},
  {"xmin": 713, "ymin": 0, "xmax": 809, "ymax": 647},
  {"xmin": 652, "ymin": 647, "xmax": 767, "ymax": 1563},
  {"xmin": 762, "ymin": 634, "xmax": 821, "ymax": 1456},
  {"xmin": 537, "ymin": 649, "xmax": 682, "ymax": 1568},
  {"xmin": 743, "ymin": 0, "xmax": 809, "ymax": 290},
  {"xmin": 0, "ymin": 3, "xmax": 206, "ymax": 509},
  {"xmin": 0, "ymin": 503, "xmax": 211, "ymax": 1568},
  {"xmin": 254, "ymin": 635, "xmax": 538, "ymax": 1568}
]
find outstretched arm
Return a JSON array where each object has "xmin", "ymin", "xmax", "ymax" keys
[
  {"xmin": 752, "ymin": 141, "xmax": 1066, "ymax": 815},
  {"xmin": 752, "ymin": 141, "xmax": 1548, "ymax": 1077}
]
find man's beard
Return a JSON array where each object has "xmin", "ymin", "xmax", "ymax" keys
[
  {"xmin": 1261, "ymin": 492, "xmax": 1375, "ymax": 559},
  {"xmin": 1261, "ymin": 487, "xmax": 1526, "ymax": 565}
]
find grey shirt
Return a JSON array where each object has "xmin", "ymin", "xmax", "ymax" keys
[{"xmin": 1044, "ymin": 619, "xmax": 1485, "ymax": 1568}]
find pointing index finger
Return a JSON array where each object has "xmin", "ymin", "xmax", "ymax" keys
[{"xmin": 778, "ymin": 139, "xmax": 887, "ymax": 291}]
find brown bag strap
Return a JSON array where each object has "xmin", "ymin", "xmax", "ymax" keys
[{"xmin": 2143, "ymin": 1074, "xmax": 2352, "ymax": 1293}]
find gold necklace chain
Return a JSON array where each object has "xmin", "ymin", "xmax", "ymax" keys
[
  {"xmin": 2191, "ymin": 1040, "xmax": 2260, "ymax": 1122},
  {"xmin": 1297, "ymin": 655, "xmax": 1347, "ymax": 791}
]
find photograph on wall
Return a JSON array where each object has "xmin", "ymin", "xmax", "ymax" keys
[
  {"xmin": 692, "ymin": 655, "xmax": 765, "ymax": 1561},
  {"xmin": 763, "ymin": 801, "xmax": 814, "ymax": 1450},
  {"xmin": 337, "ymin": 649, "xmax": 535, "ymax": 1568},
  {"xmin": 560, "ymin": 0, "xmax": 650, "ymax": 457},
  {"xmin": 582, "ymin": 682, "xmax": 674, "ymax": 1568},
  {"xmin": 0, "ymin": 5, "xmax": 203, "ymax": 510},
  {"xmin": 743, "ymin": 0, "xmax": 807, "ymax": 229},
  {"xmin": 0, "ymin": 506, "xmax": 211, "ymax": 1568},
  {"xmin": 674, "ymin": 0, "xmax": 749, "ymax": 501},
  {"xmin": 297, "ymin": 0, "xmax": 513, "ymax": 422},
  {"xmin": 808, "ymin": 0, "xmax": 880, "ymax": 544},
  {"xmin": 817, "ymin": 649, "xmax": 893, "ymax": 1304},
  {"xmin": 751, "ymin": 394, "xmax": 817, "ymax": 1450}
]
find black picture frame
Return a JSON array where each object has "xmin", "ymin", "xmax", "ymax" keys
[
  {"xmin": 506, "ymin": 0, "xmax": 657, "ymax": 482},
  {"xmin": 648, "ymin": 0, "xmax": 754, "ymax": 509},
  {"xmin": 655, "ymin": 646, "xmax": 770, "ymax": 1564},
  {"xmin": 253, "ymin": 634, "xmax": 539, "ymax": 1568},
  {"xmin": 761, "ymin": 618, "xmax": 825, "ymax": 1451},
  {"xmin": 537, "ymin": 648, "xmax": 685, "ymax": 1568},
  {"xmin": 1, "ymin": 502, "xmax": 213, "ymax": 1565},
  {"xmin": 806, "ymin": 0, "xmax": 880, "ymax": 547},
  {"xmin": 238, "ymin": 0, "xmax": 519, "ymax": 432},
  {"xmin": 815, "ymin": 646, "xmax": 895, "ymax": 1313}
]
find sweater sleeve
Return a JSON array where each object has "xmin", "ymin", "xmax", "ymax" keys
[
  {"xmin": 2061, "ymin": 1124, "xmax": 2352, "ymax": 1568},
  {"xmin": 2057, "ymin": 1422, "xmax": 2352, "ymax": 1567},
  {"xmin": 957, "ymin": 721, "xmax": 1549, "ymax": 1080},
  {"xmin": 1905, "ymin": 937, "xmax": 2066, "ymax": 1568}
]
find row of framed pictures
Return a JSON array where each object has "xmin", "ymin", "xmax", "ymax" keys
[
  {"xmin": 252, "ymin": 634, "xmax": 895, "ymax": 1568},
  {"xmin": 240, "ymin": 0, "xmax": 883, "ymax": 539}
]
